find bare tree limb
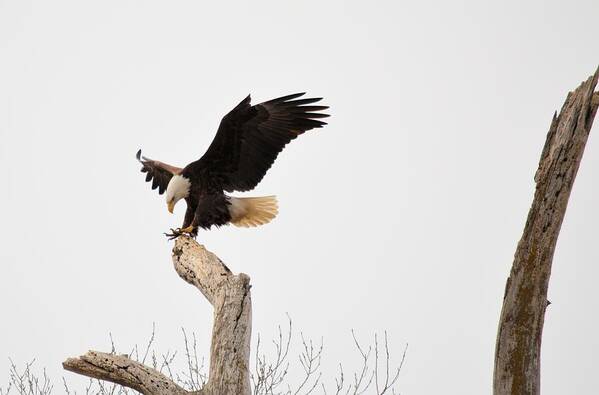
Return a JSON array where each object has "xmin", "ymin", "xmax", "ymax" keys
[
  {"xmin": 63, "ymin": 351, "xmax": 192, "ymax": 395},
  {"xmin": 493, "ymin": 68, "xmax": 599, "ymax": 394},
  {"xmin": 63, "ymin": 236, "xmax": 252, "ymax": 395}
]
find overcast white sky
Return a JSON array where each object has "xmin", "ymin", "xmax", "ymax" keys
[{"xmin": 1, "ymin": 1, "xmax": 598, "ymax": 394}]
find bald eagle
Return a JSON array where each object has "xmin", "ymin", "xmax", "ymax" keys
[{"xmin": 137, "ymin": 93, "xmax": 329, "ymax": 238}]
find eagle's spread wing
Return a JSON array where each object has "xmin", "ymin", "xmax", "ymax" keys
[
  {"xmin": 136, "ymin": 149, "xmax": 182, "ymax": 194},
  {"xmin": 198, "ymin": 93, "xmax": 329, "ymax": 192}
]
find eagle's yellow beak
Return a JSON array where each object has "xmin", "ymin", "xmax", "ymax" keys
[{"xmin": 167, "ymin": 201, "xmax": 175, "ymax": 214}]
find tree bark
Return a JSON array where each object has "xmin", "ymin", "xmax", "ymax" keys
[
  {"xmin": 493, "ymin": 68, "xmax": 599, "ymax": 395},
  {"xmin": 63, "ymin": 236, "xmax": 252, "ymax": 395}
]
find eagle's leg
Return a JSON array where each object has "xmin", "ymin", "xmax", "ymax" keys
[
  {"xmin": 164, "ymin": 203, "xmax": 198, "ymax": 240},
  {"xmin": 181, "ymin": 205, "xmax": 198, "ymax": 237}
]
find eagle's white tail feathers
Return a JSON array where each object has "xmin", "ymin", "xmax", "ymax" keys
[{"xmin": 229, "ymin": 196, "xmax": 278, "ymax": 228}]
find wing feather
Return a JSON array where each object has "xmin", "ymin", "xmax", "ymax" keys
[
  {"xmin": 196, "ymin": 93, "xmax": 329, "ymax": 192},
  {"xmin": 136, "ymin": 149, "xmax": 182, "ymax": 195}
]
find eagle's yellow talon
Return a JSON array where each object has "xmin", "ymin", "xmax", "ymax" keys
[{"xmin": 180, "ymin": 225, "xmax": 195, "ymax": 234}]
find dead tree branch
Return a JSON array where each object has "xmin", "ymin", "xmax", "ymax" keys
[
  {"xmin": 63, "ymin": 351, "xmax": 191, "ymax": 395},
  {"xmin": 493, "ymin": 68, "xmax": 599, "ymax": 394},
  {"xmin": 63, "ymin": 236, "xmax": 252, "ymax": 395}
]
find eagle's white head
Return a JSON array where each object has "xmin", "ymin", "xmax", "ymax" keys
[{"xmin": 165, "ymin": 175, "xmax": 191, "ymax": 213}]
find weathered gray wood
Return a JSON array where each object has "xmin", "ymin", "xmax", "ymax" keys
[
  {"xmin": 63, "ymin": 236, "xmax": 252, "ymax": 395},
  {"xmin": 493, "ymin": 68, "xmax": 599, "ymax": 395},
  {"xmin": 173, "ymin": 236, "xmax": 252, "ymax": 395},
  {"xmin": 63, "ymin": 351, "xmax": 194, "ymax": 395}
]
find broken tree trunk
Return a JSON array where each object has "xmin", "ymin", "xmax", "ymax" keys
[
  {"xmin": 63, "ymin": 236, "xmax": 252, "ymax": 395},
  {"xmin": 493, "ymin": 68, "xmax": 599, "ymax": 395}
]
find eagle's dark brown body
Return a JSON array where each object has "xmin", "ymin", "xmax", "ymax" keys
[{"xmin": 137, "ymin": 93, "xmax": 328, "ymax": 236}]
